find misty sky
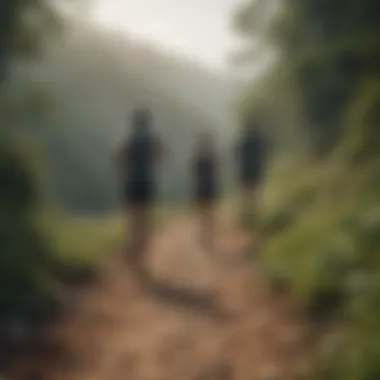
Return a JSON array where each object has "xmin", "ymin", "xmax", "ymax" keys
[{"xmin": 91, "ymin": 0, "xmax": 243, "ymax": 72}]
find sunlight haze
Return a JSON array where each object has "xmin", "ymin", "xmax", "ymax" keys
[{"xmin": 91, "ymin": 0, "xmax": 242, "ymax": 72}]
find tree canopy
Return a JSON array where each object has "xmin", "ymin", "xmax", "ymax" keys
[{"xmin": 233, "ymin": 0, "xmax": 380, "ymax": 154}]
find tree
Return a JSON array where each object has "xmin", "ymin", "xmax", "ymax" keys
[
  {"xmin": 233, "ymin": 0, "xmax": 380, "ymax": 154},
  {"xmin": 232, "ymin": 2, "xmax": 380, "ymax": 380},
  {"xmin": 0, "ymin": 0, "xmax": 78, "ymax": 341}
]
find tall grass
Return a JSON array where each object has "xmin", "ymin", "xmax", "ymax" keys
[{"xmin": 256, "ymin": 153, "xmax": 380, "ymax": 379}]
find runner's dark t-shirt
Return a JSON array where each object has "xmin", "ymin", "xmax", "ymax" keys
[
  {"xmin": 123, "ymin": 131, "xmax": 157, "ymax": 204},
  {"xmin": 193, "ymin": 153, "xmax": 217, "ymax": 201},
  {"xmin": 235, "ymin": 129, "xmax": 266, "ymax": 183},
  {"xmin": 126, "ymin": 131, "xmax": 156, "ymax": 183}
]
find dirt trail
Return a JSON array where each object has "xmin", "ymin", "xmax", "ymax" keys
[{"xmin": 12, "ymin": 214, "xmax": 311, "ymax": 380}]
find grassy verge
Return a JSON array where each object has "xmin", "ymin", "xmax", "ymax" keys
[
  {"xmin": 256, "ymin": 155, "xmax": 380, "ymax": 380},
  {"xmin": 40, "ymin": 211, "xmax": 124, "ymax": 266},
  {"xmin": 38, "ymin": 202, "xmax": 185, "ymax": 275}
]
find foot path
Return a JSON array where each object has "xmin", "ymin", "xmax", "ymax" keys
[{"xmin": 12, "ymin": 214, "xmax": 312, "ymax": 380}]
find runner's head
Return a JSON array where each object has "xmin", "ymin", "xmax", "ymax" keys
[{"xmin": 131, "ymin": 107, "xmax": 151, "ymax": 133}]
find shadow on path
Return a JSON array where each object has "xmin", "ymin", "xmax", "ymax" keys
[
  {"xmin": 211, "ymin": 248, "xmax": 253, "ymax": 268},
  {"xmin": 202, "ymin": 240, "xmax": 255, "ymax": 269},
  {"xmin": 194, "ymin": 362, "xmax": 234, "ymax": 380},
  {"xmin": 134, "ymin": 264, "xmax": 234, "ymax": 322}
]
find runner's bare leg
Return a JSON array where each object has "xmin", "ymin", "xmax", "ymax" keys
[
  {"xmin": 240, "ymin": 184, "xmax": 254, "ymax": 228},
  {"xmin": 200, "ymin": 203, "xmax": 215, "ymax": 250}
]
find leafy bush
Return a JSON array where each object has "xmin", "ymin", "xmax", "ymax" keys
[{"xmin": 258, "ymin": 153, "xmax": 380, "ymax": 379}]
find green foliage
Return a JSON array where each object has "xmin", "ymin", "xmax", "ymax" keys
[
  {"xmin": 1, "ymin": 0, "xmax": 67, "ymax": 61},
  {"xmin": 257, "ymin": 157, "xmax": 380, "ymax": 379},
  {"xmin": 233, "ymin": 0, "xmax": 380, "ymax": 155},
  {"xmin": 0, "ymin": 141, "xmax": 38, "ymax": 214},
  {"xmin": 234, "ymin": 0, "xmax": 380, "ymax": 378},
  {"xmin": 0, "ymin": 0, "xmax": 83, "ymax": 321},
  {"xmin": 0, "ymin": 141, "xmax": 52, "ymax": 304},
  {"xmin": 40, "ymin": 211, "xmax": 124, "ymax": 265}
]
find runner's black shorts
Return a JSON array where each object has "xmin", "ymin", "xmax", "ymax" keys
[
  {"xmin": 239, "ymin": 168, "xmax": 263, "ymax": 188},
  {"xmin": 194, "ymin": 181, "xmax": 218, "ymax": 204},
  {"xmin": 123, "ymin": 180, "xmax": 155, "ymax": 206}
]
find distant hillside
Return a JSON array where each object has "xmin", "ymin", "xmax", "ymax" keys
[{"xmin": 14, "ymin": 24, "xmax": 235, "ymax": 212}]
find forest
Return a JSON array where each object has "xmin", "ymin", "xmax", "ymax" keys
[
  {"xmin": 0, "ymin": 0, "xmax": 236, "ymax": 352},
  {"xmin": 6, "ymin": 22, "xmax": 235, "ymax": 211},
  {"xmin": 233, "ymin": 0, "xmax": 380, "ymax": 378},
  {"xmin": 1, "ymin": 0, "xmax": 380, "ymax": 379}
]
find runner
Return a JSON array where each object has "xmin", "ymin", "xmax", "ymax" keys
[
  {"xmin": 234, "ymin": 120, "xmax": 267, "ymax": 227},
  {"xmin": 115, "ymin": 107, "xmax": 164, "ymax": 267},
  {"xmin": 192, "ymin": 132, "xmax": 219, "ymax": 250}
]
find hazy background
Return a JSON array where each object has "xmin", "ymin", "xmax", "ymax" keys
[
  {"xmin": 1, "ymin": 1, "xmax": 379, "ymax": 379},
  {"xmin": 92, "ymin": 0, "xmax": 240, "ymax": 72}
]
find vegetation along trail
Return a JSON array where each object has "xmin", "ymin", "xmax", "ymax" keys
[{"xmin": 10, "ymin": 212, "xmax": 313, "ymax": 380}]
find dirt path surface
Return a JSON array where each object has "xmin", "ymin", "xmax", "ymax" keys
[{"xmin": 12, "ymin": 214, "xmax": 311, "ymax": 380}]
